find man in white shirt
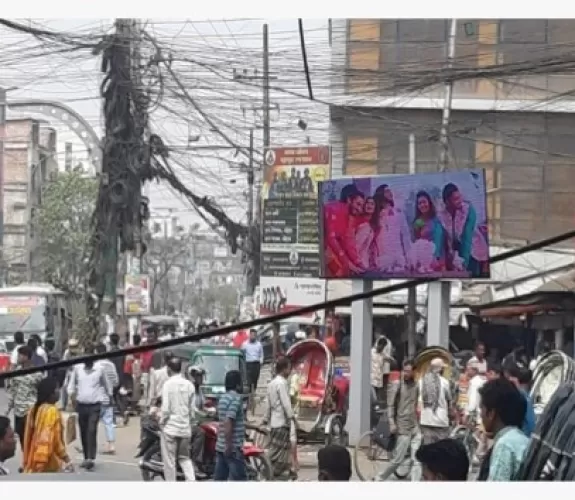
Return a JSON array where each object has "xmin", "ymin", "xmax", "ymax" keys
[
  {"xmin": 160, "ymin": 357, "xmax": 196, "ymax": 482},
  {"xmin": 67, "ymin": 354, "xmax": 113, "ymax": 470},
  {"xmin": 146, "ymin": 351, "xmax": 172, "ymax": 408},
  {"xmin": 242, "ymin": 330, "xmax": 264, "ymax": 392},
  {"xmin": 9, "ymin": 331, "xmax": 25, "ymax": 369},
  {"xmin": 418, "ymin": 358, "xmax": 452, "ymax": 445},
  {"xmin": 468, "ymin": 342, "xmax": 487, "ymax": 375},
  {"xmin": 464, "ymin": 360, "xmax": 487, "ymax": 461},
  {"xmin": 464, "ymin": 361, "xmax": 485, "ymax": 424}
]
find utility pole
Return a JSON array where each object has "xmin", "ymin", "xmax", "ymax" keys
[
  {"xmin": 407, "ymin": 133, "xmax": 417, "ymax": 357},
  {"xmin": 233, "ymin": 23, "xmax": 277, "ymax": 298},
  {"xmin": 0, "ymin": 88, "xmax": 5, "ymax": 286},
  {"xmin": 427, "ymin": 19, "xmax": 458, "ymax": 351},
  {"xmin": 438, "ymin": 19, "xmax": 458, "ymax": 172},
  {"xmin": 245, "ymin": 129, "xmax": 256, "ymax": 296},
  {"xmin": 262, "ymin": 24, "xmax": 270, "ymax": 152},
  {"xmin": 89, "ymin": 18, "xmax": 148, "ymax": 341}
]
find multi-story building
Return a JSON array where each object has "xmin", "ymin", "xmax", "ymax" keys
[
  {"xmin": 330, "ymin": 19, "xmax": 575, "ymax": 245},
  {"xmin": 3, "ymin": 118, "xmax": 57, "ymax": 284}
]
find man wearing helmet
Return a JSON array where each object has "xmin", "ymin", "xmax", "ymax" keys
[{"xmin": 188, "ymin": 365, "xmax": 209, "ymax": 469}]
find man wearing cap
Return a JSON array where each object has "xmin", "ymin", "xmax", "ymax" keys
[{"xmin": 418, "ymin": 358, "xmax": 452, "ymax": 445}]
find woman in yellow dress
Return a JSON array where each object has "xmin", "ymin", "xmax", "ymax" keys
[{"xmin": 22, "ymin": 377, "xmax": 73, "ymax": 473}]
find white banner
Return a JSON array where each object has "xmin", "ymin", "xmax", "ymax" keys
[{"xmin": 258, "ymin": 276, "xmax": 326, "ymax": 324}]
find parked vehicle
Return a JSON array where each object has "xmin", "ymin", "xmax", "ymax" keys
[
  {"xmin": 136, "ymin": 414, "xmax": 272, "ymax": 481},
  {"xmin": 0, "ymin": 283, "xmax": 71, "ymax": 356},
  {"xmin": 0, "ymin": 340, "xmax": 10, "ymax": 388}
]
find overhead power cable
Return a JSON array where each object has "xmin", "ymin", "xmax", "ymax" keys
[
  {"xmin": 298, "ymin": 19, "xmax": 314, "ymax": 100},
  {"xmin": 2, "ymin": 227, "xmax": 575, "ymax": 381}
]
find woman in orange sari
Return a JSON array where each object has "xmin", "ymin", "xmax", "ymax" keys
[{"xmin": 22, "ymin": 377, "xmax": 73, "ymax": 473}]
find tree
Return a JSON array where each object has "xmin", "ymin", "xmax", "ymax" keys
[
  {"xmin": 146, "ymin": 235, "xmax": 193, "ymax": 314},
  {"xmin": 33, "ymin": 170, "xmax": 98, "ymax": 299}
]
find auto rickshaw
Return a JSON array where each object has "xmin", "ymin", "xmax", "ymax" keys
[
  {"xmin": 190, "ymin": 345, "xmax": 250, "ymax": 407},
  {"xmin": 151, "ymin": 343, "xmax": 250, "ymax": 408}
]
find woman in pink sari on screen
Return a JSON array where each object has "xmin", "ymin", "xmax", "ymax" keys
[{"xmin": 355, "ymin": 197, "xmax": 377, "ymax": 271}]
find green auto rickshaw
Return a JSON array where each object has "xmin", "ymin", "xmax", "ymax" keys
[
  {"xmin": 152, "ymin": 343, "xmax": 250, "ymax": 406},
  {"xmin": 190, "ymin": 345, "xmax": 250, "ymax": 406}
]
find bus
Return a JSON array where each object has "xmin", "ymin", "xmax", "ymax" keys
[{"xmin": 0, "ymin": 283, "xmax": 70, "ymax": 355}]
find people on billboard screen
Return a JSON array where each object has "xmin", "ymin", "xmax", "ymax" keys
[{"xmin": 321, "ymin": 170, "xmax": 490, "ymax": 279}]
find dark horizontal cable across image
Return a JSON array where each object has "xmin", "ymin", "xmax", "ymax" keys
[{"xmin": 2, "ymin": 227, "xmax": 575, "ymax": 381}]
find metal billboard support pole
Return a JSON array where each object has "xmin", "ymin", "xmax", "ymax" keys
[
  {"xmin": 348, "ymin": 280, "xmax": 372, "ymax": 446},
  {"xmin": 427, "ymin": 18, "xmax": 457, "ymax": 350},
  {"xmin": 407, "ymin": 133, "xmax": 417, "ymax": 357}
]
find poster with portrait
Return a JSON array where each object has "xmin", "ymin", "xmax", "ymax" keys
[
  {"xmin": 261, "ymin": 146, "xmax": 330, "ymax": 279},
  {"xmin": 318, "ymin": 169, "xmax": 490, "ymax": 280}
]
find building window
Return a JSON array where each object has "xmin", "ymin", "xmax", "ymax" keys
[
  {"xmin": 397, "ymin": 20, "xmax": 447, "ymax": 43},
  {"xmin": 499, "ymin": 20, "xmax": 547, "ymax": 44}
]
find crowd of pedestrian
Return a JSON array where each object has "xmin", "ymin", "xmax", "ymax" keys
[
  {"xmin": 0, "ymin": 324, "xmax": 547, "ymax": 482},
  {"xmin": 376, "ymin": 339, "xmax": 541, "ymax": 482}
]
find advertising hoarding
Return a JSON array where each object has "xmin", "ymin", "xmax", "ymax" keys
[
  {"xmin": 124, "ymin": 274, "xmax": 150, "ymax": 315},
  {"xmin": 319, "ymin": 169, "xmax": 490, "ymax": 280},
  {"xmin": 259, "ymin": 146, "xmax": 329, "ymax": 319},
  {"xmin": 261, "ymin": 146, "xmax": 330, "ymax": 279},
  {"xmin": 258, "ymin": 276, "xmax": 325, "ymax": 324}
]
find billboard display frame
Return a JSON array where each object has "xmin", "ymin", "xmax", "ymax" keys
[
  {"xmin": 318, "ymin": 168, "xmax": 490, "ymax": 280},
  {"xmin": 260, "ymin": 145, "xmax": 330, "ymax": 279}
]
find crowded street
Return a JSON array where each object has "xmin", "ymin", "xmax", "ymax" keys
[
  {"xmin": 2, "ymin": 16, "xmax": 575, "ymax": 484},
  {"xmin": 0, "ymin": 387, "xmax": 385, "ymax": 481}
]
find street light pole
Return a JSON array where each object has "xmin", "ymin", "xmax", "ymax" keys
[{"xmin": 0, "ymin": 89, "xmax": 6, "ymax": 286}]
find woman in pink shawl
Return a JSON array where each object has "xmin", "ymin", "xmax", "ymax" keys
[{"xmin": 355, "ymin": 197, "xmax": 377, "ymax": 270}]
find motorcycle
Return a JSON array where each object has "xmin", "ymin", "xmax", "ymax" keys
[{"xmin": 136, "ymin": 414, "xmax": 272, "ymax": 481}]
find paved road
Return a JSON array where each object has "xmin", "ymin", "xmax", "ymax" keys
[{"xmin": 0, "ymin": 388, "xmax": 394, "ymax": 481}]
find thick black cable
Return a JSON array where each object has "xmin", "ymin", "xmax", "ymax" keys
[
  {"xmin": 2, "ymin": 227, "xmax": 575, "ymax": 381},
  {"xmin": 298, "ymin": 19, "xmax": 313, "ymax": 101}
]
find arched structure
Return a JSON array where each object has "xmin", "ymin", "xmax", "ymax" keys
[{"xmin": 7, "ymin": 99, "xmax": 102, "ymax": 171}]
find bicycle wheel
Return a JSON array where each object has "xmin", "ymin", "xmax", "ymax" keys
[{"xmin": 354, "ymin": 430, "xmax": 387, "ymax": 481}]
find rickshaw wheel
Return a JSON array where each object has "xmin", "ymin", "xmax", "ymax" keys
[
  {"xmin": 325, "ymin": 415, "xmax": 346, "ymax": 446},
  {"xmin": 246, "ymin": 453, "xmax": 273, "ymax": 481}
]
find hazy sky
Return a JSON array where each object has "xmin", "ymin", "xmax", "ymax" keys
[{"xmin": 0, "ymin": 18, "xmax": 331, "ymax": 229}]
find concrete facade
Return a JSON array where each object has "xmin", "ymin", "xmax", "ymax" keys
[{"xmin": 4, "ymin": 118, "xmax": 57, "ymax": 284}]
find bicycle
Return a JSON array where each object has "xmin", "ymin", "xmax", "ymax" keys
[
  {"xmin": 353, "ymin": 404, "xmax": 413, "ymax": 481},
  {"xmin": 450, "ymin": 414, "xmax": 481, "ymax": 470}
]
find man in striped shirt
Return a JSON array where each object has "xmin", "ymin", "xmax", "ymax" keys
[{"xmin": 96, "ymin": 343, "xmax": 119, "ymax": 454}]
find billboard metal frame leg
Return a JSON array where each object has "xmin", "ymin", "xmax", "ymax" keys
[
  {"xmin": 347, "ymin": 279, "xmax": 372, "ymax": 446},
  {"xmin": 426, "ymin": 281, "xmax": 450, "ymax": 349}
]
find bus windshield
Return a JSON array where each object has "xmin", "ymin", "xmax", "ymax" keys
[{"xmin": 0, "ymin": 295, "xmax": 46, "ymax": 334}]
